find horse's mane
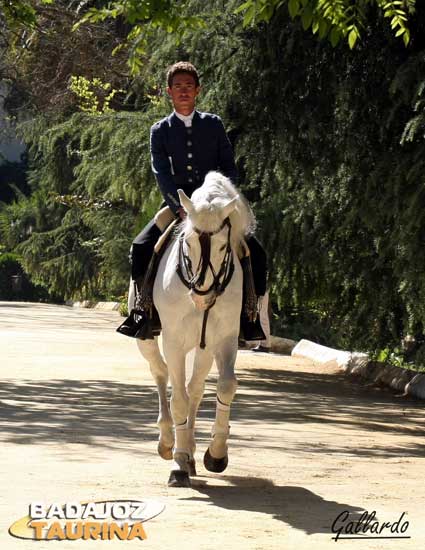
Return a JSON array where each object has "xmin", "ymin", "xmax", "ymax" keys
[{"xmin": 181, "ymin": 171, "xmax": 256, "ymax": 244}]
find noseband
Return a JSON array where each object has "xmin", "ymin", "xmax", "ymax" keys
[{"xmin": 176, "ymin": 217, "xmax": 235, "ymax": 349}]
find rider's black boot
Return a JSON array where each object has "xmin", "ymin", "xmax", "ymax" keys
[
  {"xmin": 116, "ymin": 278, "xmax": 162, "ymax": 340},
  {"xmin": 239, "ymin": 255, "xmax": 266, "ymax": 342},
  {"xmin": 240, "ymin": 311, "xmax": 266, "ymax": 341}
]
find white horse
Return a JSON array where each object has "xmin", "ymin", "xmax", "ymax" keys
[{"xmin": 130, "ymin": 171, "xmax": 256, "ymax": 487}]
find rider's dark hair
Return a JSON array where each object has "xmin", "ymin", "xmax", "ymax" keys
[{"xmin": 167, "ymin": 61, "xmax": 200, "ymax": 87}]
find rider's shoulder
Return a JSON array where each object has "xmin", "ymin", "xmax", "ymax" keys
[
  {"xmin": 150, "ymin": 111, "xmax": 223, "ymax": 133},
  {"xmin": 196, "ymin": 111, "xmax": 222, "ymax": 124},
  {"xmin": 150, "ymin": 115, "xmax": 170, "ymax": 133}
]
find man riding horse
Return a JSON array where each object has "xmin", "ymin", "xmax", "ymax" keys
[{"xmin": 119, "ymin": 61, "xmax": 267, "ymax": 339}]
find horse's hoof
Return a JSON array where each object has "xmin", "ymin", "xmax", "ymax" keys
[
  {"xmin": 158, "ymin": 441, "xmax": 173, "ymax": 460},
  {"xmin": 203, "ymin": 447, "xmax": 228, "ymax": 473},
  {"xmin": 188, "ymin": 458, "xmax": 197, "ymax": 477},
  {"xmin": 168, "ymin": 470, "xmax": 191, "ymax": 488}
]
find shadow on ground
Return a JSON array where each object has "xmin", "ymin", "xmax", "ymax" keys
[
  {"xmin": 0, "ymin": 379, "xmax": 159, "ymax": 449},
  {"xmin": 186, "ymin": 475, "xmax": 368, "ymax": 537},
  {"xmin": 0, "ymin": 364, "xmax": 424, "ymax": 459},
  {"xmin": 225, "ymin": 366, "xmax": 425, "ymax": 458}
]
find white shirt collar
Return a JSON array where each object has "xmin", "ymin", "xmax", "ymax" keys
[{"xmin": 174, "ymin": 110, "xmax": 195, "ymax": 127}]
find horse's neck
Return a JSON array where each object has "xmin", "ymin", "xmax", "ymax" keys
[{"xmin": 157, "ymin": 237, "xmax": 181, "ymax": 288}]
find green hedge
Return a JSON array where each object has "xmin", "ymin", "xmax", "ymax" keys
[{"xmin": 0, "ymin": 253, "xmax": 50, "ymax": 301}]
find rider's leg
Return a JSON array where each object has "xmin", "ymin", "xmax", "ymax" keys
[
  {"xmin": 117, "ymin": 218, "xmax": 162, "ymax": 339},
  {"xmin": 245, "ymin": 235, "xmax": 268, "ymax": 297},
  {"xmin": 133, "ymin": 219, "xmax": 163, "ymax": 333},
  {"xmin": 130, "ymin": 218, "xmax": 162, "ymax": 285},
  {"xmin": 240, "ymin": 235, "xmax": 268, "ymax": 341}
]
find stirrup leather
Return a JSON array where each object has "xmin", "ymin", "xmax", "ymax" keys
[
  {"xmin": 136, "ymin": 219, "xmax": 179, "ymax": 315},
  {"xmin": 239, "ymin": 246, "xmax": 258, "ymax": 323}
]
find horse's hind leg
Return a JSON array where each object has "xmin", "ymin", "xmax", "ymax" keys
[
  {"xmin": 186, "ymin": 348, "xmax": 214, "ymax": 475},
  {"xmin": 137, "ymin": 338, "xmax": 174, "ymax": 460},
  {"xmin": 204, "ymin": 337, "xmax": 238, "ymax": 473}
]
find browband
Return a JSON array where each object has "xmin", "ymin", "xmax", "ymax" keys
[{"xmin": 192, "ymin": 217, "xmax": 230, "ymax": 236}]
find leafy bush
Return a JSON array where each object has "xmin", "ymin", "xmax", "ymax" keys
[{"xmin": 0, "ymin": 252, "xmax": 51, "ymax": 301}]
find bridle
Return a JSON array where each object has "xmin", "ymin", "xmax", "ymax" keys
[
  {"xmin": 176, "ymin": 217, "xmax": 235, "ymax": 348},
  {"xmin": 177, "ymin": 217, "xmax": 234, "ymax": 296}
]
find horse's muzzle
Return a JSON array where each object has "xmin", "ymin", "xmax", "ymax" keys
[{"xmin": 190, "ymin": 290, "xmax": 217, "ymax": 311}]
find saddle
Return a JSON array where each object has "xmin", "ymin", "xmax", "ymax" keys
[{"xmin": 154, "ymin": 205, "xmax": 176, "ymax": 233}]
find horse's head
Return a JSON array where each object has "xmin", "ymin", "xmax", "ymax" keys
[{"xmin": 177, "ymin": 189, "xmax": 238, "ymax": 311}]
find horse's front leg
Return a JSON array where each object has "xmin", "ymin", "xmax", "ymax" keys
[
  {"xmin": 136, "ymin": 339, "xmax": 174, "ymax": 459},
  {"xmin": 162, "ymin": 339, "xmax": 192, "ymax": 487},
  {"xmin": 186, "ymin": 347, "xmax": 214, "ymax": 476},
  {"xmin": 204, "ymin": 336, "xmax": 238, "ymax": 473}
]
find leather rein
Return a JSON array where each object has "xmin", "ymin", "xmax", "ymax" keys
[{"xmin": 176, "ymin": 217, "xmax": 235, "ymax": 348}]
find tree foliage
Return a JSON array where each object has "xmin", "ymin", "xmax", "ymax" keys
[
  {"xmin": 73, "ymin": 0, "xmax": 206, "ymax": 73},
  {"xmin": 0, "ymin": 0, "xmax": 53, "ymax": 29},
  {"xmin": 236, "ymin": 0, "xmax": 416, "ymax": 48},
  {"xmin": 0, "ymin": 110, "xmax": 161, "ymax": 299},
  {"xmin": 2, "ymin": 0, "xmax": 425, "ymax": 352},
  {"xmin": 70, "ymin": 0, "xmax": 417, "ymax": 76},
  {"xmin": 1, "ymin": 1, "xmax": 130, "ymax": 118}
]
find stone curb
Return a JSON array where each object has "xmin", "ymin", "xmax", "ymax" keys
[
  {"xmin": 270, "ymin": 335, "xmax": 297, "ymax": 355},
  {"xmin": 243, "ymin": 336, "xmax": 297, "ymax": 354},
  {"xmin": 292, "ymin": 339, "xmax": 425, "ymax": 401},
  {"xmin": 66, "ymin": 300, "xmax": 121, "ymax": 311}
]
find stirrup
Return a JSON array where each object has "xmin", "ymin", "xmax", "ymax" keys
[
  {"xmin": 116, "ymin": 308, "xmax": 161, "ymax": 339},
  {"xmin": 240, "ymin": 313, "xmax": 266, "ymax": 341}
]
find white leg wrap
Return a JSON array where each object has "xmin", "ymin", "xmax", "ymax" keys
[{"xmin": 174, "ymin": 421, "xmax": 190, "ymax": 456}]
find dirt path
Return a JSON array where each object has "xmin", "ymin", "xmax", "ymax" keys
[{"xmin": 0, "ymin": 301, "xmax": 424, "ymax": 549}]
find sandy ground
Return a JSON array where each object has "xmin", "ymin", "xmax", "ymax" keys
[{"xmin": 0, "ymin": 301, "xmax": 424, "ymax": 550}]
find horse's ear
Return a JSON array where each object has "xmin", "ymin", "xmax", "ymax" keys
[
  {"xmin": 177, "ymin": 189, "xmax": 194, "ymax": 214},
  {"xmin": 222, "ymin": 196, "xmax": 239, "ymax": 219}
]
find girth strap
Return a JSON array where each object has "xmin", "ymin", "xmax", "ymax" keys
[{"xmin": 200, "ymin": 309, "xmax": 210, "ymax": 350}]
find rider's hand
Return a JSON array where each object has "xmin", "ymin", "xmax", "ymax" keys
[{"xmin": 177, "ymin": 207, "xmax": 187, "ymax": 220}]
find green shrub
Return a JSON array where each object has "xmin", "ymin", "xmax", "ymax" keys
[{"xmin": 0, "ymin": 252, "xmax": 51, "ymax": 301}]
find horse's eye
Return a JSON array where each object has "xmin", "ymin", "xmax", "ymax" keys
[
  {"xmin": 220, "ymin": 244, "xmax": 227, "ymax": 251},
  {"xmin": 185, "ymin": 241, "xmax": 191, "ymax": 249}
]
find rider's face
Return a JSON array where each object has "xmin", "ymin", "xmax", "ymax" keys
[{"xmin": 167, "ymin": 73, "xmax": 200, "ymax": 115}]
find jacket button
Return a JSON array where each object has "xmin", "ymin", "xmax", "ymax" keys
[
  {"xmin": 188, "ymin": 178, "xmax": 193, "ymax": 183},
  {"xmin": 187, "ymin": 165, "xmax": 192, "ymax": 171},
  {"xmin": 187, "ymin": 141, "xmax": 192, "ymax": 146},
  {"xmin": 188, "ymin": 153, "xmax": 193, "ymax": 158}
]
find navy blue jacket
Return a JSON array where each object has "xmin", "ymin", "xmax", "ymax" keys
[{"xmin": 150, "ymin": 111, "xmax": 238, "ymax": 213}]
